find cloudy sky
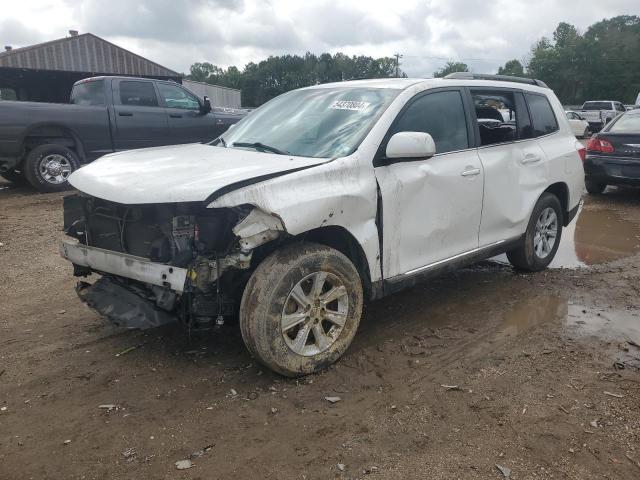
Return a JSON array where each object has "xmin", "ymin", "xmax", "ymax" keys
[{"xmin": 1, "ymin": 0, "xmax": 637, "ymax": 77}]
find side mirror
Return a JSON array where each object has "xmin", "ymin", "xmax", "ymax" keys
[
  {"xmin": 385, "ymin": 131, "xmax": 436, "ymax": 160},
  {"xmin": 200, "ymin": 96, "xmax": 212, "ymax": 114}
]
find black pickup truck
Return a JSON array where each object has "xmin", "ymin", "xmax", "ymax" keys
[{"xmin": 0, "ymin": 76, "xmax": 246, "ymax": 191}]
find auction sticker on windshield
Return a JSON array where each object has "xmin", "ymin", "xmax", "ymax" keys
[{"xmin": 329, "ymin": 100, "xmax": 371, "ymax": 111}]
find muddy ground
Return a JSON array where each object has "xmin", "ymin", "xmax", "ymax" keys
[{"xmin": 1, "ymin": 178, "xmax": 640, "ymax": 480}]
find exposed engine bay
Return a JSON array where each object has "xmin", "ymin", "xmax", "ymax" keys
[{"xmin": 61, "ymin": 194, "xmax": 285, "ymax": 330}]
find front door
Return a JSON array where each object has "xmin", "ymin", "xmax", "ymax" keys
[
  {"xmin": 374, "ymin": 89, "xmax": 484, "ymax": 279},
  {"xmin": 156, "ymin": 82, "xmax": 219, "ymax": 144}
]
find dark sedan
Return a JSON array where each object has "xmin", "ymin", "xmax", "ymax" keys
[{"xmin": 584, "ymin": 109, "xmax": 640, "ymax": 194}]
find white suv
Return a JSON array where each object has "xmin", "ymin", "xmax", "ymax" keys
[{"xmin": 61, "ymin": 73, "xmax": 585, "ymax": 376}]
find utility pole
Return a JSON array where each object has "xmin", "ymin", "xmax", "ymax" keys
[{"xmin": 394, "ymin": 53, "xmax": 403, "ymax": 78}]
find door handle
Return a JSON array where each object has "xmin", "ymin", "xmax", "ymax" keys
[
  {"xmin": 522, "ymin": 154, "xmax": 542, "ymax": 164},
  {"xmin": 461, "ymin": 168, "xmax": 481, "ymax": 177},
  {"xmin": 169, "ymin": 114, "xmax": 183, "ymax": 118},
  {"xmin": 118, "ymin": 112, "xmax": 133, "ymax": 117}
]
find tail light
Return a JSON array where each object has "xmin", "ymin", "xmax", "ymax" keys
[{"xmin": 586, "ymin": 137, "xmax": 614, "ymax": 153}]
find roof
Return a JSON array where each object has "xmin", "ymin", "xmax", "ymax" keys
[
  {"xmin": 0, "ymin": 33, "xmax": 180, "ymax": 78},
  {"xmin": 305, "ymin": 77, "xmax": 551, "ymax": 94}
]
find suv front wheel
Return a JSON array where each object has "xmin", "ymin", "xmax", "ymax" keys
[
  {"xmin": 507, "ymin": 192, "xmax": 563, "ymax": 272},
  {"xmin": 240, "ymin": 242, "xmax": 364, "ymax": 377}
]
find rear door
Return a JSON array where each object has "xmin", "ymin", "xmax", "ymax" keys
[
  {"xmin": 112, "ymin": 80, "xmax": 170, "ymax": 150},
  {"xmin": 156, "ymin": 82, "xmax": 219, "ymax": 144},
  {"xmin": 473, "ymin": 88, "xmax": 548, "ymax": 246},
  {"xmin": 374, "ymin": 88, "xmax": 484, "ymax": 278}
]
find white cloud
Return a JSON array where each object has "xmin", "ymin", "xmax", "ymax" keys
[{"xmin": 0, "ymin": 0, "xmax": 637, "ymax": 77}]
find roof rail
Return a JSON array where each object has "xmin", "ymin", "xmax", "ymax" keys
[{"xmin": 443, "ymin": 72, "xmax": 549, "ymax": 88}]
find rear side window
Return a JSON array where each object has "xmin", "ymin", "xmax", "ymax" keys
[
  {"xmin": 526, "ymin": 93, "xmax": 558, "ymax": 137},
  {"xmin": 71, "ymin": 80, "xmax": 105, "ymax": 106},
  {"xmin": 390, "ymin": 90, "xmax": 469, "ymax": 154},
  {"xmin": 119, "ymin": 81, "xmax": 158, "ymax": 107}
]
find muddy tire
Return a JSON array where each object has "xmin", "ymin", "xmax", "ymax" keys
[
  {"xmin": 23, "ymin": 144, "xmax": 79, "ymax": 193},
  {"xmin": 506, "ymin": 193, "xmax": 563, "ymax": 272},
  {"xmin": 239, "ymin": 242, "xmax": 364, "ymax": 377},
  {"xmin": 585, "ymin": 178, "xmax": 606, "ymax": 195},
  {"xmin": 0, "ymin": 169, "xmax": 26, "ymax": 185}
]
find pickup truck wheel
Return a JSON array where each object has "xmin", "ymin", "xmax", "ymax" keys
[
  {"xmin": 239, "ymin": 242, "xmax": 364, "ymax": 377},
  {"xmin": 506, "ymin": 193, "xmax": 563, "ymax": 272},
  {"xmin": 23, "ymin": 144, "xmax": 79, "ymax": 193},
  {"xmin": 585, "ymin": 178, "xmax": 606, "ymax": 195}
]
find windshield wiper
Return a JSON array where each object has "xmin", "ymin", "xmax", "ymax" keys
[{"xmin": 232, "ymin": 142, "xmax": 289, "ymax": 155}]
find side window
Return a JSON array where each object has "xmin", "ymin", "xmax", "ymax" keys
[
  {"xmin": 471, "ymin": 90, "xmax": 524, "ymax": 145},
  {"xmin": 119, "ymin": 81, "xmax": 159, "ymax": 107},
  {"xmin": 616, "ymin": 103, "xmax": 625, "ymax": 112},
  {"xmin": 157, "ymin": 83, "xmax": 200, "ymax": 110},
  {"xmin": 566, "ymin": 112, "xmax": 576, "ymax": 120},
  {"xmin": 390, "ymin": 90, "xmax": 468, "ymax": 154},
  {"xmin": 525, "ymin": 93, "xmax": 558, "ymax": 137}
]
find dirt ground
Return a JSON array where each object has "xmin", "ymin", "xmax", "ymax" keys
[{"xmin": 1, "ymin": 178, "xmax": 640, "ymax": 480}]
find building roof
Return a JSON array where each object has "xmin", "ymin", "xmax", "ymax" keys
[{"xmin": 0, "ymin": 33, "xmax": 180, "ymax": 78}]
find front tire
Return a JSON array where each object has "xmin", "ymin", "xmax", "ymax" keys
[
  {"xmin": 507, "ymin": 193, "xmax": 563, "ymax": 272},
  {"xmin": 585, "ymin": 178, "xmax": 606, "ymax": 195},
  {"xmin": 239, "ymin": 242, "xmax": 364, "ymax": 377},
  {"xmin": 23, "ymin": 144, "xmax": 79, "ymax": 193}
]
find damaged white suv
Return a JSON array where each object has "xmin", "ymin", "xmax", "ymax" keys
[{"xmin": 61, "ymin": 73, "xmax": 585, "ymax": 376}]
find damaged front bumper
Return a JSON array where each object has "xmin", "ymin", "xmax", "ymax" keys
[{"xmin": 60, "ymin": 240, "xmax": 188, "ymax": 292}]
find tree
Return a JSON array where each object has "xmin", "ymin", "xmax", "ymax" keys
[
  {"xmin": 527, "ymin": 16, "xmax": 640, "ymax": 104},
  {"xmin": 186, "ymin": 52, "xmax": 404, "ymax": 107},
  {"xmin": 497, "ymin": 59, "xmax": 525, "ymax": 77},
  {"xmin": 433, "ymin": 61, "xmax": 469, "ymax": 78}
]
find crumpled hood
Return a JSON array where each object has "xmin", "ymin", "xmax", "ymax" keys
[{"xmin": 69, "ymin": 143, "xmax": 326, "ymax": 204}]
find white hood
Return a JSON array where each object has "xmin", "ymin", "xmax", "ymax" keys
[{"xmin": 69, "ymin": 144, "xmax": 326, "ymax": 204}]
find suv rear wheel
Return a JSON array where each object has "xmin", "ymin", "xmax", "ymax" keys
[
  {"xmin": 507, "ymin": 192, "xmax": 563, "ymax": 272},
  {"xmin": 23, "ymin": 144, "xmax": 80, "ymax": 193},
  {"xmin": 239, "ymin": 242, "xmax": 363, "ymax": 377}
]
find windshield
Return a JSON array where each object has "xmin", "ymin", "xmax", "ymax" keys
[
  {"xmin": 582, "ymin": 102, "xmax": 611, "ymax": 111},
  {"xmin": 217, "ymin": 87, "xmax": 400, "ymax": 158},
  {"xmin": 608, "ymin": 114, "xmax": 640, "ymax": 133}
]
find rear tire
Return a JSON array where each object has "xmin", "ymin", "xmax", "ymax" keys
[
  {"xmin": 239, "ymin": 242, "xmax": 363, "ymax": 377},
  {"xmin": 585, "ymin": 178, "xmax": 606, "ymax": 195},
  {"xmin": 507, "ymin": 193, "xmax": 563, "ymax": 272},
  {"xmin": 23, "ymin": 144, "xmax": 79, "ymax": 193}
]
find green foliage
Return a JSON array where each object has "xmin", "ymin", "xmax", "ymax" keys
[
  {"xmin": 187, "ymin": 52, "xmax": 402, "ymax": 107},
  {"xmin": 526, "ymin": 16, "xmax": 640, "ymax": 104},
  {"xmin": 433, "ymin": 61, "xmax": 469, "ymax": 78},
  {"xmin": 497, "ymin": 59, "xmax": 525, "ymax": 77}
]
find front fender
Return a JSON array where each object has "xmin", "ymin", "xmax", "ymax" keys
[{"xmin": 209, "ymin": 155, "xmax": 382, "ymax": 282}]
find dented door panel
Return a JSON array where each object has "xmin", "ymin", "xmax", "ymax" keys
[{"xmin": 374, "ymin": 150, "xmax": 484, "ymax": 278}]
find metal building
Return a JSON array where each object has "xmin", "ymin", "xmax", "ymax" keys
[
  {"xmin": 0, "ymin": 31, "xmax": 241, "ymax": 108},
  {"xmin": 183, "ymin": 79, "xmax": 241, "ymax": 109}
]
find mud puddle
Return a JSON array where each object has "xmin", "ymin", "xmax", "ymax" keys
[
  {"xmin": 493, "ymin": 205, "xmax": 640, "ymax": 268},
  {"xmin": 501, "ymin": 295, "xmax": 640, "ymax": 346}
]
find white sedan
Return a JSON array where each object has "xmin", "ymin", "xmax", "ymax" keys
[{"xmin": 565, "ymin": 111, "xmax": 590, "ymax": 138}]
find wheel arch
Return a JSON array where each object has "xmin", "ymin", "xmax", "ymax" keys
[
  {"xmin": 20, "ymin": 123, "xmax": 86, "ymax": 163},
  {"xmin": 543, "ymin": 182, "xmax": 570, "ymax": 225},
  {"xmin": 292, "ymin": 226, "xmax": 373, "ymax": 300}
]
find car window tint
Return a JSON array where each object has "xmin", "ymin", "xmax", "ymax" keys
[
  {"xmin": 120, "ymin": 81, "xmax": 158, "ymax": 107},
  {"xmin": 390, "ymin": 90, "xmax": 468, "ymax": 154},
  {"xmin": 526, "ymin": 93, "xmax": 558, "ymax": 137},
  {"xmin": 157, "ymin": 83, "xmax": 200, "ymax": 110},
  {"xmin": 71, "ymin": 80, "xmax": 105, "ymax": 106}
]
